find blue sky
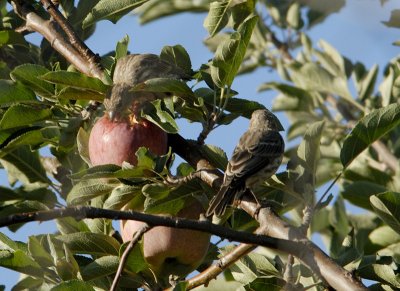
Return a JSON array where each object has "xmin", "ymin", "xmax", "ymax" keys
[{"xmin": 1, "ymin": 0, "xmax": 400, "ymax": 289}]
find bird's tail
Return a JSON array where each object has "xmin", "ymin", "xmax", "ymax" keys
[{"xmin": 206, "ymin": 186, "xmax": 236, "ymax": 217}]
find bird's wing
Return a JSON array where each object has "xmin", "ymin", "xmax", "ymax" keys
[{"xmin": 228, "ymin": 130, "xmax": 284, "ymax": 182}]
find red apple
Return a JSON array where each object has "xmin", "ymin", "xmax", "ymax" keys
[
  {"xmin": 88, "ymin": 115, "xmax": 167, "ymax": 166},
  {"xmin": 120, "ymin": 200, "xmax": 211, "ymax": 278}
]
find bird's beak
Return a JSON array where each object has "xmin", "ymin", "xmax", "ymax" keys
[{"xmin": 108, "ymin": 110, "xmax": 116, "ymax": 121}]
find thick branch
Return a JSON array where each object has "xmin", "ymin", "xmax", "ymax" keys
[
  {"xmin": 11, "ymin": 1, "xmax": 106, "ymax": 82},
  {"xmin": 0, "ymin": 206, "xmax": 291, "ymax": 251}
]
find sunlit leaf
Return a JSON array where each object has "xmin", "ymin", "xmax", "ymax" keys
[
  {"xmin": 370, "ymin": 192, "xmax": 400, "ymax": 235},
  {"xmin": 211, "ymin": 15, "xmax": 258, "ymax": 87},
  {"xmin": 56, "ymin": 232, "xmax": 120, "ymax": 256},
  {"xmin": 51, "ymin": 280, "xmax": 95, "ymax": 291},
  {"xmin": 83, "ymin": 0, "xmax": 149, "ymax": 28},
  {"xmin": 10, "ymin": 64, "xmax": 53, "ymax": 97},
  {"xmin": 103, "ymin": 185, "xmax": 141, "ymax": 210},
  {"xmin": 0, "ymin": 104, "xmax": 52, "ymax": 130},
  {"xmin": 141, "ymin": 99, "xmax": 179, "ymax": 133},
  {"xmin": 81, "ymin": 255, "xmax": 119, "ymax": 280},
  {"xmin": 160, "ymin": 45, "xmax": 192, "ymax": 75},
  {"xmin": 0, "ymin": 146, "xmax": 50, "ymax": 186},
  {"xmin": 67, "ymin": 179, "xmax": 117, "ymax": 205},
  {"xmin": 41, "ymin": 71, "xmax": 109, "ymax": 93},
  {"xmin": 340, "ymin": 104, "xmax": 400, "ymax": 168},
  {"xmin": 0, "ymin": 80, "xmax": 37, "ymax": 107},
  {"xmin": 204, "ymin": 0, "xmax": 231, "ymax": 37}
]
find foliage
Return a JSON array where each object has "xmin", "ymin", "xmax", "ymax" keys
[{"xmin": 0, "ymin": 0, "xmax": 400, "ymax": 290}]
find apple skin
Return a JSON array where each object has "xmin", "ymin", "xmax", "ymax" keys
[
  {"xmin": 120, "ymin": 200, "xmax": 211, "ymax": 278},
  {"xmin": 88, "ymin": 115, "xmax": 167, "ymax": 166}
]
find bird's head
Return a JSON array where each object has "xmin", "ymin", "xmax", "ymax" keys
[
  {"xmin": 250, "ymin": 109, "xmax": 285, "ymax": 131},
  {"xmin": 103, "ymin": 83, "xmax": 135, "ymax": 121}
]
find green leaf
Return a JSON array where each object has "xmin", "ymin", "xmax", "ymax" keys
[
  {"xmin": 0, "ymin": 249, "xmax": 43, "ymax": 278},
  {"xmin": 83, "ymin": 0, "xmax": 149, "ymax": 28},
  {"xmin": 382, "ymin": 9, "xmax": 400, "ymax": 28},
  {"xmin": 76, "ymin": 127, "xmax": 91, "ymax": 166},
  {"xmin": 123, "ymin": 241, "xmax": 148, "ymax": 273},
  {"xmin": 1, "ymin": 127, "xmax": 59, "ymax": 151},
  {"xmin": 260, "ymin": 82, "xmax": 312, "ymax": 112},
  {"xmin": 81, "ymin": 255, "xmax": 119, "ymax": 280},
  {"xmin": 0, "ymin": 80, "xmax": 37, "ymax": 107},
  {"xmin": 28, "ymin": 236, "xmax": 54, "ymax": 267},
  {"xmin": 204, "ymin": 0, "xmax": 231, "ymax": 37},
  {"xmin": 342, "ymin": 181, "xmax": 386, "ymax": 211},
  {"xmin": 67, "ymin": 178, "xmax": 117, "ymax": 205},
  {"xmin": 200, "ymin": 89, "xmax": 265, "ymax": 118},
  {"xmin": 379, "ymin": 67, "xmax": 394, "ymax": 107},
  {"xmin": 369, "ymin": 225, "xmax": 400, "ymax": 249},
  {"xmin": 141, "ymin": 99, "xmax": 178, "ymax": 133},
  {"xmin": 340, "ymin": 104, "xmax": 400, "ymax": 168},
  {"xmin": 0, "ymin": 104, "xmax": 52, "ymax": 130},
  {"xmin": 289, "ymin": 62, "xmax": 355, "ymax": 105},
  {"xmin": 132, "ymin": 77, "xmax": 194, "ymax": 97},
  {"xmin": 0, "ymin": 232, "xmax": 20, "ymax": 251},
  {"xmin": 230, "ymin": 1, "xmax": 255, "ymax": 30},
  {"xmin": 0, "ymin": 146, "xmax": 50, "ymax": 185},
  {"xmin": 142, "ymin": 183, "xmax": 170, "ymax": 200},
  {"xmin": 200, "ymin": 144, "xmax": 228, "ymax": 170},
  {"xmin": 356, "ymin": 64, "xmax": 378, "ymax": 101},
  {"xmin": 210, "ymin": 15, "xmax": 258, "ymax": 87},
  {"xmin": 290, "ymin": 121, "xmax": 325, "ymax": 198},
  {"xmin": 297, "ymin": 121, "xmax": 325, "ymax": 183},
  {"xmin": 11, "ymin": 276, "xmax": 43, "ymax": 290},
  {"xmin": 329, "ymin": 196, "xmax": 350, "ymax": 236},
  {"xmin": 103, "ymin": 185, "xmax": 141, "ymax": 210},
  {"xmin": 143, "ymin": 181, "xmax": 202, "ymax": 214},
  {"xmin": 41, "ymin": 71, "xmax": 109, "ymax": 93},
  {"xmin": 0, "ymin": 30, "xmax": 27, "ymax": 46},
  {"xmin": 172, "ymin": 281, "xmax": 189, "ymax": 291},
  {"xmin": 57, "ymin": 87, "xmax": 105, "ymax": 101},
  {"xmin": 56, "ymin": 232, "xmax": 120, "ymax": 256},
  {"xmin": 160, "ymin": 45, "xmax": 192, "ymax": 75},
  {"xmin": 115, "ymin": 35, "xmax": 130, "ymax": 60},
  {"xmin": 10, "ymin": 64, "xmax": 54, "ymax": 97},
  {"xmin": 316, "ymin": 40, "xmax": 347, "ymax": 76},
  {"xmin": 286, "ymin": 2, "xmax": 301, "ymax": 29},
  {"xmin": 50, "ymin": 280, "xmax": 95, "ymax": 291},
  {"xmin": 370, "ymin": 192, "xmax": 400, "ymax": 235},
  {"xmin": 56, "ymin": 217, "xmax": 91, "ymax": 235},
  {"xmin": 137, "ymin": 0, "xmax": 209, "ymax": 24}
]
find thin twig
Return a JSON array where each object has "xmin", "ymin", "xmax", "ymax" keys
[
  {"xmin": 164, "ymin": 244, "xmax": 257, "ymax": 291},
  {"xmin": 283, "ymin": 255, "xmax": 296, "ymax": 290},
  {"xmin": 110, "ymin": 224, "xmax": 152, "ymax": 291},
  {"xmin": 39, "ymin": 0, "xmax": 102, "ymax": 71}
]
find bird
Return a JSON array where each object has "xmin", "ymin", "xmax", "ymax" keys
[
  {"xmin": 206, "ymin": 109, "xmax": 285, "ymax": 217},
  {"xmin": 103, "ymin": 54, "xmax": 190, "ymax": 121}
]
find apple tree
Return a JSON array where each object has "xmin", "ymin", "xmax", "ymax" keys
[{"xmin": 0, "ymin": 1, "xmax": 399, "ymax": 290}]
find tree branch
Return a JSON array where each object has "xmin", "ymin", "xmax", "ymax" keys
[
  {"xmin": 39, "ymin": 0, "xmax": 103, "ymax": 73},
  {"xmin": 111, "ymin": 224, "xmax": 152, "ymax": 291},
  {"xmin": 11, "ymin": 0, "xmax": 107, "ymax": 82}
]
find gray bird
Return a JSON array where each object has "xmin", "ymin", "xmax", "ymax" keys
[
  {"xmin": 103, "ymin": 54, "xmax": 190, "ymax": 121},
  {"xmin": 206, "ymin": 109, "xmax": 285, "ymax": 217}
]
